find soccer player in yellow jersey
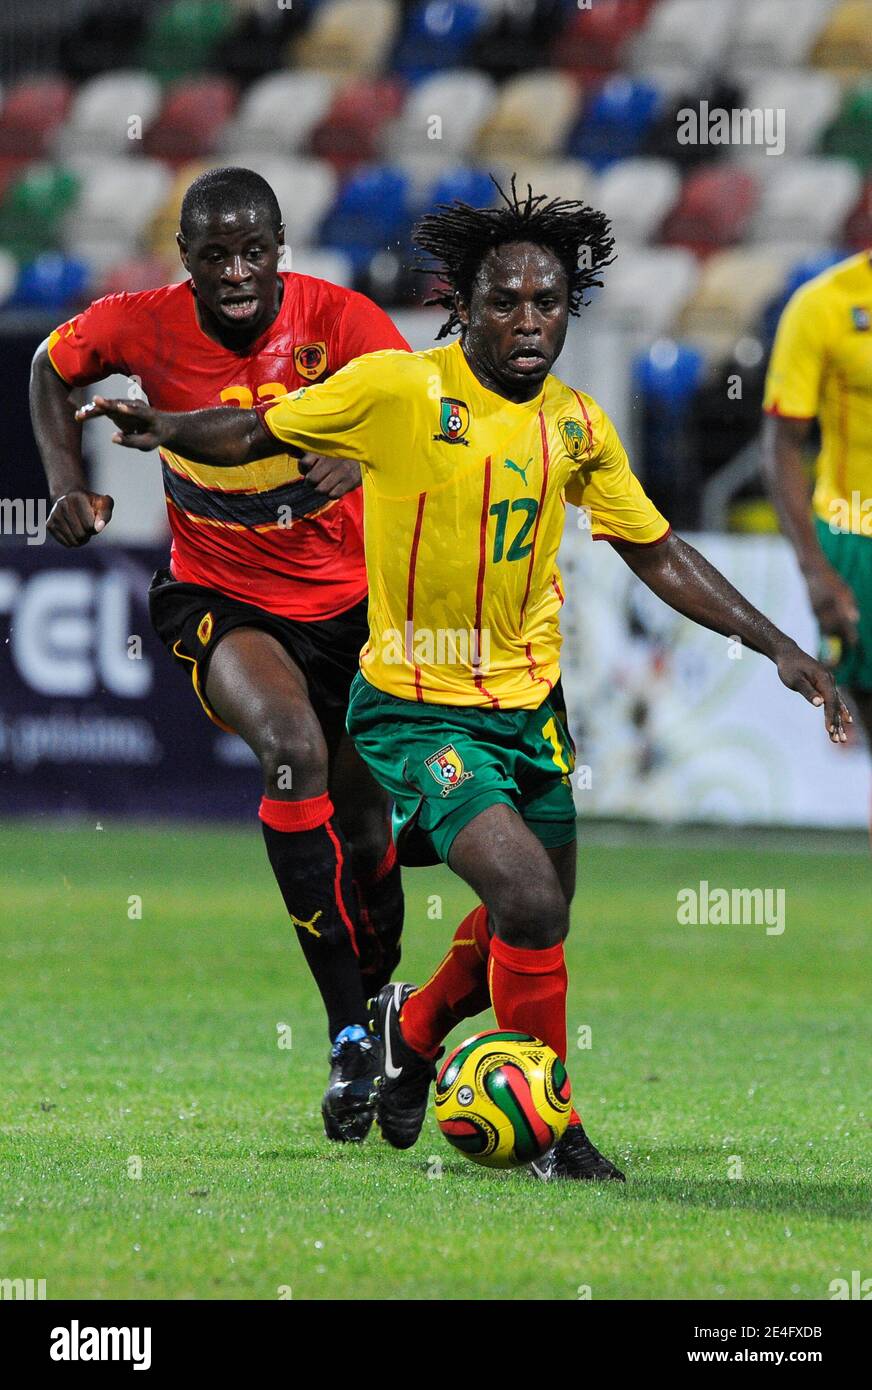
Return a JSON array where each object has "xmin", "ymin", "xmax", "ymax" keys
[
  {"xmin": 79, "ymin": 182, "xmax": 848, "ymax": 1180},
  {"xmin": 763, "ymin": 251, "xmax": 872, "ymax": 832}
]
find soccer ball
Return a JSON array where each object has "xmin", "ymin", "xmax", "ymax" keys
[{"xmin": 434, "ymin": 1030, "xmax": 572, "ymax": 1168}]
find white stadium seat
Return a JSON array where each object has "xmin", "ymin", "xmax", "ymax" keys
[
  {"xmin": 631, "ymin": 0, "xmax": 735, "ymax": 75},
  {"xmin": 740, "ymin": 71, "xmax": 842, "ymax": 158},
  {"xmin": 222, "ymin": 72, "xmax": 337, "ymax": 155},
  {"xmin": 55, "ymin": 71, "xmax": 162, "ymax": 157},
  {"xmin": 597, "ymin": 247, "xmax": 699, "ymax": 336},
  {"xmin": 727, "ymin": 0, "xmax": 838, "ymax": 71},
  {"xmin": 283, "ymin": 247, "xmax": 354, "ymax": 288},
  {"xmin": 594, "ymin": 158, "xmax": 681, "ymax": 246},
  {"xmin": 61, "ymin": 157, "xmax": 172, "ymax": 262},
  {"xmin": 384, "ymin": 70, "xmax": 497, "ymax": 160},
  {"xmin": 749, "ymin": 157, "xmax": 862, "ymax": 244}
]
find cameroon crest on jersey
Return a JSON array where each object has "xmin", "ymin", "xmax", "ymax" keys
[
  {"xmin": 434, "ymin": 397, "xmax": 470, "ymax": 445},
  {"xmin": 559, "ymin": 417, "xmax": 589, "ymax": 460}
]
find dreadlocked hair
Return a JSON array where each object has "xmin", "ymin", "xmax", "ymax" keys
[{"xmin": 413, "ymin": 175, "xmax": 616, "ymax": 339}]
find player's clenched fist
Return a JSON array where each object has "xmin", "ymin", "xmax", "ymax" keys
[{"xmin": 47, "ymin": 488, "xmax": 114, "ymax": 546}]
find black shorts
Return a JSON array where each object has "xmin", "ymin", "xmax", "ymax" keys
[{"xmin": 148, "ymin": 569, "xmax": 368, "ymax": 755}]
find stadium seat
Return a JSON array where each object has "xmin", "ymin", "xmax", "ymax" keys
[
  {"xmin": 476, "ymin": 71, "xmax": 581, "ymax": 161},
  {"xmin": 58, "ymin": 1, "xmax": 148, "ymax": 84},
  {"xmin": 491, "ymin": 159, "xmax": 594, "ymax": 207},
  {"xmin": 556, "ymin": 0, "xmax": 653, "ymax": 81},
  {"xmin": 470, "ymin": 0, "xmax": 568, "ymax": 82},
  {"xmin": 294, "ymin": 0, "xmax": 401, "ymax": 79},
  {"xmin": 310, "ymin": 79, "xmax": 406, "ymax": 174},
  {"xmin": 145, "ymin": 159, "xmax": 212, "ymax": 255},
  {"xmin": 384, "ymin": 70, "xmax": 497, "ymax": 163},
  {"xmin": 423, "ymin": 167, "xmax": 499, "ymax": 215},
  {"xmin": 634, "ymin": 339, "xmax": 705, "ymax": 408},
  {"xmin": 393, "ymin": 1, "xmax": 488, "ymax": 82},
  {"xmin": 740, "ymin": 71, "xmax": 842, "ymax": 159},
  {"xmin": 843, "ymin": 176, "xmax": 872, "ymax": 250},
  {"xmin": 630, "ymin": 0, "xmax": 735, "ymax": 79},
  {"xmin": 286, "ymin": 247, "xmax": 355, "ymax": 289},
  {"xmin": 641, "ymin": 78, "xmax": 744, "ymax": 170},
  {"xmin": 811, "ymin": 0, "xmax": 872, "ymax": 80},
  {"xmin": 568, "ymin": 76, "xmax": 662, "ymax": 170},
  {"xmin": 139, "ymin": 0, "xmax": 237, "ymax": 81},
  {"xmin": 142, "ymin": 77, "xmax": 238, "ymax": 163},
  {"xmin": 11, "ymin": 252, "xmax": 91, "ymax": 309},
  {"xmin": 211, "ymin": 2, "xmax": 312, "ymax": 88},
  {"xmin": 0, "ymin": 77, "xmax": 72, "ymax": 158},
  {"xmin": 595, "ymin": 158, "xmax": 681, "ymax": 246},
  {"xmin": 62, "ymin": 157, "xmax": 173, "ymax": 264},
  {"xmin": 725, "ymin": 0, "xmax": 837, "ymax": 72},
  {"xmin": 749, "ymin": 157, "xmax": 862, "ymax": 245},
  {"xmin": 598, "ymin": 247, "xmax": 699, "ymax": 336},
  {"xmin": 320, "ymin": 165, "xmax": 412, "ymax": 273},
  {"xmin": 0, "ymin": 164, "xmax": 80, "ymax": 258},
  {"xmin": 274, "ymin": 158, "xmax": 339, "ymax": 249},
  {"xmin": 55, "ymin": 71, "xmax": 162, "ymax": 158},
  {"xmin": 661, "ymin": 166, "xmax": 760, "ymax": 257},
  {"xmin": 821, "ymin": 81, "xmax": 872, "ymax": 174},
  {"xmin": 677, "ymin": 248, "xmax": 797, "ymax": 358},
  {"xmin": 222, "ymin": 72, "xmax": 337, "ymax": 156}
]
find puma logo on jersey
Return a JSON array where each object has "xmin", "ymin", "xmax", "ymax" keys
[
  {"xmin": 289, "ymin": 909, "xmax": 323, "ymax": 938},
  {"xmin": 504, "ymin": 457, "xmax": 531, "ymax": 486}
]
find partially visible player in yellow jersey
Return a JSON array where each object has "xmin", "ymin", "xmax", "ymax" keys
[
  {"xmin": 79, "ymin": 180, "xmax": 848, "ymax": 1182},
  {"xmin": 763, "ymin": 252, "xmax": 872, "ymax": 833}
]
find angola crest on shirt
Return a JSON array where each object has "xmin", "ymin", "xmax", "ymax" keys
[
  {"xmin": 294, "ymin": 341, "xmax": 328, "ymax": 380},
  {"xmin": 433, "ymin": 396, "xmax": 470, "ymax": 445},
  {"xmin": 424, "ymin": 743, "xmax": 473, "ymax": 796},
  {"xmin": 559, "ymin": 417, "xmax": 590, "ymax": 460}
]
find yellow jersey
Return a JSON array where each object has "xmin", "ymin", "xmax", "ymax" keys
[
  {"xmin": 763, "ymin": 252, "xmax": 872, "ymax": 537},
  {"xmin": 262, "ymin": 339, "xmax": 670, "ymax": 707}
]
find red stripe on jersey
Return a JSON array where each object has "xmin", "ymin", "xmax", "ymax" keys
[
  {"xmin": 551, "ymin": 573, "xmax": 565, "ymax": 603},
  {"xmin": 405, "ymin": 492, "xmax": 427, "ymax": 702},
  {"xmin": 570, "ymin": 389, "xmax": 596, "ymax": 455},
  {"xmin": 474, "ymin": 456, "xmax": 500, "ymax": 708}
]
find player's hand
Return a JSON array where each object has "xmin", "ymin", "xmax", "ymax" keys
[
  {"xmin": 74, "ymin": 396, "xmax": 169, "ymax": 451},
  {"xmin": 804, "ymin": 562, "xmax": 860, "ymax": 647},
  {"xmin": 47, "ymin": 488, "xmax": 115, "ymax": 546},
  {"xmin": 298, "ymin": 452, "xmax": 361, "ymax": 498},
  {"xmin": 774, "ymin": 639, "xmax": 852, "ymax": 744}
]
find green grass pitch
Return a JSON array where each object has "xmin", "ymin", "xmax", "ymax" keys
[{"xmin": 1, "ymin": 819, "xmax": 868, "ymax": 1301}]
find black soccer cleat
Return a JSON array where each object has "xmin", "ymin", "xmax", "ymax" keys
[
  {"xmin": 530, "ymin": 1122, "xmax": 626, "ymax": 1182},
  {"xmin": 369, "ymin": 982, "xmax": 437, "ymax": 1150},
  {"xmin": 321, "ymin": 1025, "xmax": 381, "ymax": 1143}
]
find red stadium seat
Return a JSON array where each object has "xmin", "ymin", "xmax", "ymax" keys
[
  {"xmin": 0, "ymin": 78, "xmax": 72, "ymax": 158},
  {"xmin": 142, "ymin": 77, "xmax": 238, "ymax": 163},
  {"xmin": 843, "ymin": 177, "xmax": 872, "ymax": 252},
  {"xmin": 660, "ymin": 166, "xmax": 760, "ymax": 257},
  {"xmin": 555, "ymin": 0, "xmax": 654, "ymax": 81},
  {"xmin": 310, "ymin": 78, "xmax": 405, "ymax": 174}
]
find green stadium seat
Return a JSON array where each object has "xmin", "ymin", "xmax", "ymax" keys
[
  {"xmin": 821, "ymin": 82, "xmax": 872, "ymax": 173},
  {"xmin": 0, "ymin": 163, "xmax": 80, "ymax": 259},
  {"xmin": 139, "ymin": 0, "xmax": 236, "ymax": 82}
]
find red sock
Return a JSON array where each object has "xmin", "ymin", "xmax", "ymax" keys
[
  {"xmin": 487, "ymin": 936, "xmax": 568, "ymax": 1062},
  {"xmin": 400, "ymin": 905, "xmax": 491, "ymax": 1058}
]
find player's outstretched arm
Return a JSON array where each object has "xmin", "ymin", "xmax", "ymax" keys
[
  {"xmin": 30, "ymin": 343, "xmax": 114, "ymax": 546},
  {"xmin": 616, "ymin": 532, "xmax": 851, "ymax": 744},
  {"xmin": 75, "ymin": 396, "xmax": 276, "ymax": 467}
]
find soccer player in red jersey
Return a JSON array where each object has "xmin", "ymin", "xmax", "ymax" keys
[{"xmin": 30, "ymin": 167, "xmax": 409, "ymax": 1141}]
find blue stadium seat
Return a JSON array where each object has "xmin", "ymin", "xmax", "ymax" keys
[
  {"xmin": 11, "ymin": 253, "xmax": 90, "ymax": 309},
  {"xmin": 568, "ymin": 76, "xmax": 661, "ymax": 170},
  {"xmin": 321, "ymin": 165, "xmax": 412, "ymax": 273},
  {"xmin": 394, "ymin": 1, "xmax": 488, "ymax": 82},
  {"xmin": 633, "ymin": 340, "xmax": 704, "ymax": 410},
  {"xmin": 425, "ymin": 167, "xmax": 496, "ymax": 213}
]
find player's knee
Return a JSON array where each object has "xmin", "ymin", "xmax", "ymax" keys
[
  {"xmin": 490, "ymin": 878, "xmax": 567, "ymax": 949},
  {"xmin": 256, "ymin": 718, "xmax": 328, "ymax": 795}
]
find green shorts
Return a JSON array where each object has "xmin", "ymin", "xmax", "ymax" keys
[
  {"xmin": 814, "ymin": 518, "xmax": 872, "ymax": 692},
  {"xmin": 346, "ymin": 674, "xmax": 578, "ymax": 867}
]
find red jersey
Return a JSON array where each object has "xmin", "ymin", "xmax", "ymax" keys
[{"xmin": 47, "ymin": 273, "xmax": 410, "ymax": 619}]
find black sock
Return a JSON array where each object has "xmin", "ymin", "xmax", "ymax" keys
[{"xmin": 259, "ymin": 794, "xmax": 368, "ymax": 1041}]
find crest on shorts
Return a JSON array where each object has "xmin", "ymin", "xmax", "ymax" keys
[
  {"xmin": 294, "ymin": 341, "xmax": 328, "ymax": 380},
  {"xmin": 434, "ymin": 397, "xmax": 470, "ymax": 446},
  {"xmin": 196, "ymin": 611, "xmax": 214, "ymax": 646},
  {"xmin": 424, "ymin": 743, "xmax": 473, "ymax": 797},
  {"xmin": 559, "ymin": 417, "xmax": 590, "ymax": 460}
]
